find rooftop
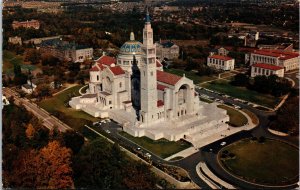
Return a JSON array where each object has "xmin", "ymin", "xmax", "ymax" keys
[
  {"xmin": 157, "ymin": 70, "xmax": 182, "ymax": 85},
  {"xmin": 208, "ymin": 54, "xmax": 233, "ymax": 61},
  {"xmin": 252, "ymin": 63, "xmax": 284, "ymax": 71},
  {"xmin": 96, "ymin": 55, "xmax": 116, "ymax": 66},
  {"xmin": 253, "ymin": 49, "xmax": 299, "ymax": 60},
  {"xmin": 109, "ymin": 66, "xmax": 125, "ymax": 76}
]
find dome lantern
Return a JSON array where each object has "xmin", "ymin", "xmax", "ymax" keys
[{"xmin": 130, "ymin": 32, "xmax": 135, "ymax": 41}]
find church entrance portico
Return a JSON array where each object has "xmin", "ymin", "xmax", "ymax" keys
[{"xmin": 175, "ymin": 83, "xmax": 193, "ymax": 117}]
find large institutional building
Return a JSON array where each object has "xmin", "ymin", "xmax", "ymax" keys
[
  {"xmin": 12, "ymin": 20, "xmax": 40, "ymax": 30},
  {"xmin": 70, "ymin": 12, "xmax": 229, "ymax": 144},
  {"xmin": 38, "ymin": 38, "xmax": 93, "ymax": 63}
]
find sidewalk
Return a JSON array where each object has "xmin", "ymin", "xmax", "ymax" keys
[
  {"xmin": 193, "ymin": 108, "xmax": 257, "ymax": 149},
  {"xmin": 52, "ymin": 83, "xmax": 78, "ymax": 96},
  {"xmin": 165, "ymin": 147, "xmax": 199, "ymax": 161},
  {"xmin": 196, "ymin": 162, "xmax": 235, "ymax": 189}
]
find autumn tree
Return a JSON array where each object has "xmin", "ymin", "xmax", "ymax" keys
[
  {"xmin": 25, "ymin": 49, "xmax": 41, "ymax": 65},
  {"xmin": 36, "ymin": 141, "xmax": 74, "ymax": 189}
]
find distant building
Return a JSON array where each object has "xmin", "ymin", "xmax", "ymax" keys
[
  {"xmin": 38, "ymin": 39, "xmax": 93, "ymax": 63},
  {"xmin": 21, "ymin": 80, "xmax": 37, "ymax": 94},
  {"xmin": 156, "ymin": 41, "xmax": 179, "ymax": 61},
  {"xmin": 207, "ymin": 55, "xmax": 235, "ymax": 71},
  {"xmin": 23, "ymin": 36, "xmax": 61, "ymax": 45},
  {"xmin": 251, "ymin": 63, "xmax": 284, "ymax": 78},
  {"xmin": 250, "ymin": 49, "xmax": 299, "ymax": 71},
  {"xmin": 2, "ymin": 95, "xmax": 10, "ymax": 109},
  {"xmin": 12, "ymin": 20, "xmax": 40, "ymax": 30},
  {"xmin": 257, "ymin": 43, "xmax": 294, "ymax": 52},
  {"xmin": 8, "ymin": 36, "xmax": 22, "ymax": 45}
]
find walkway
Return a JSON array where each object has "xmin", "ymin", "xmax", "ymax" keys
[
  {"xmin": 165, "ymin": 147, "xmax": 199, "ymax": 161},
  {"xmin": 196, "ymin": 162, "xmax": 235, "ymax": 189},
  {"xmin": 193, "ymin": 107, "xmax": 257, "ymax": 148},
  {"xmin": 52, "ymin": 83, "xmax": 78, "ymax": 96},
  {"xmin": 79, "ymin": 84, "xmax": 89, "ymax": 95}
]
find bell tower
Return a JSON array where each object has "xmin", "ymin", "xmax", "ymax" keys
[{"xmin": 139, "ymin": 9, "xmax": 158, "ymax": 125}]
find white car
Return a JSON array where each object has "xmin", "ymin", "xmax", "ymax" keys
[
  {"xmin": 145, "ymin": 153, "xmax": 151, "ymax": 158},
  {"xmin": 105, "ymin": 130, "xmax": 111, "ymax": 134},
  {"xmin": 220, "ymin": 142, "xmax": 226, "ymax": 146}
]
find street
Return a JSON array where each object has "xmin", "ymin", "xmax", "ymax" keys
[
  {"xmin": 3, "ymin": 88, "xmax": 71, "ymax": 132},
  {"xmin": 3, "ymin": 87, "xmax": 298, "ymax": 189}
]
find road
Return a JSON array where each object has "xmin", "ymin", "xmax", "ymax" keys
[
  {"xmin": 98, "ymin": 88, "xmax": 298, "ymax": 189},
  {"xmin": 3, "ymin": 88, "xmax": 71, "ymax": 132},
  {"xmin": 4, "ymin": 87, "xmax": 298, "ymax": 189}
]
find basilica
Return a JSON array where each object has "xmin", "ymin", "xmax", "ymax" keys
[{"xmin": 70, "ymin": 11, "xmax": 230, "ymax": 144}]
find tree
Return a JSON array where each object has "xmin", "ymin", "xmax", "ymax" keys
[
  {"xmin": 231, "ymin": 73, "xmax": 249, "ymax": 86},
  {"xmin": 36, "ymin": 141, "xmax": 74, "ymax": 189},
  {"xmin": 62, "ymin": 130, "xmax": 85, "ymax": 154},
  {"xmin": 25, "ymin": 49, "xmax": 41, "ymax": 65},
  {"xmin": 25, "ymin": 123, "xmax": 35, "ymax": 139},
  {"xmin": 35, "ymin": 84, "xmax": 51, "ymax": 98},
  {"xmin": 41, "ymin": 54, "xmax": 60, "ymax": 66}
]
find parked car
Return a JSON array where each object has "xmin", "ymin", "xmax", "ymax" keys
[{"xmin": 220, "ymin": 142, "xmax": 226, "ymax": 146}]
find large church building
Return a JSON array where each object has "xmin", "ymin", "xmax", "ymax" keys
[{"xmin": 70, "ymin": 11, "xmax": 230, "ymax": 144}]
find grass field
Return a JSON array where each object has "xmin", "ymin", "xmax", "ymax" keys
[
  {"xmin": 3, "ymin": 50, "xmax": 38, "ymax": 74},
  {"xmin": 3, "ymin": 50, "xmax": 24, "ymax": 72},
  {"xmin": 165, "ymin": 68, "xmax": 217, "ymax": 84},
  {"xmin": 38, "ymin": 85, "xmax": 98, "ymax": 131},
  {"xmin": 119, "ymin": 131, "xmax": 191, "ymax": 158},
  {"xmin": 219, "ymin": 138, "xmax": 299, "ymax": 186},
  {"xmin": 242, "ymin": 109, "xmax": 259, "ymax": 125},
  {"xmin": 217, "ymin": 105, "xmax": 248, "ymax": 127},
  {"xmin": 201, "ymin": 79, "xmax": 280, "ymax": 108}
]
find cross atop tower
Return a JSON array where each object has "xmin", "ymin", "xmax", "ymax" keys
[{"xmin": 145, "ymin": 7, "xmax": 150, "ymax": 23}]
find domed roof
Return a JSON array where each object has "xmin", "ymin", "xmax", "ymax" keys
[{"xmin": 120, "ymin": 32, "xmax": 144, "ymax": 55}]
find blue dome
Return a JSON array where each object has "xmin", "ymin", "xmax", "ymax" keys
[{"xmin": 120, "ymin": 40, "xmax": 143, "ymax": 55}]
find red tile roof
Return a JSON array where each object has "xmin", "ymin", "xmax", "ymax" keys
[
  {"xmin": 156, "ymin": 60, "xmax": 163, "ymax": 67},
  {"xmin": 96, "ymin": 55, "xmax": 116, "ymax": 66},
  {"xmin": 157, "ymin": 70, "xmax": 182, "ymax": 86},
  {"xmin": 208, "ymin": 54, "xmax": 233, "ymax": 61},
  {"xmin": 109, "ymin": 66, "xmax": 125, "ymax": 75},
  {"xmin": 157, "ymin": 100, "xmax": 164, "ymax": 107},
  {"xmin": 215, "ymin": 45, "xmax": 258, "ymax": 53},
  {"xmin": 252, "ymin": 63, "xmax": 284, "ymax": 71},
  {"xmin": 253, "ymin": 50, "xmax": 299, "ymax": 60},
  {"xmin": 90, "ymin": 66, "xmax": 100, "ymax": 72},
  {"xmin": 157, "ymin": 84, "xmax": 167, "ymax": 91}
]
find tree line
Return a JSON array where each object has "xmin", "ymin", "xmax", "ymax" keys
[{"xmin": 3, "ymin": 102, "xmax": 165, "ymax": 189}]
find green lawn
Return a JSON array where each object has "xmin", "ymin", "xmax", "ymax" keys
[
  {"xmin": 217, "ymin": 105, "xmax": 248, "ymax": 127},
  {"xmin": 119, "ymin": 131, "xmax": 192, "ymax": 158},
  {"xmin": 165, "ymin": 68, "xmax": 217, "ymax": 84},
  {"xmin": 3, "ymin": 50, "xmax": 24, "ymax": 72},
  {"xmin": 219, "ymin": 138, "xmax": 299, "ymax": 186},
  {"xmin": 3, "ymin": 50, "xmax": 38, "ymax": 74},
  {"xmin": 201, "ymin": 79, "xmax": 280, "ymax": 108},
  {"xmin": 38, "ymin": 85, "xmax": 98, "ymax": 131}
]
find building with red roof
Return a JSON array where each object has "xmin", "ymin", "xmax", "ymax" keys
[
  {"xmin": 250, "ymin": 49, "xmax": 299, "ymax": 71},
  {"xmin": 207, "ymin": 54, "xmax": 235, "ymax": 71},
  {"xmin": 69, "ymin": 10, "xmax": 230, "ymax": 144},
  {"xmin": 96, "ymin": 55, "xmax": 116, "ymax": 66},
  {"xmin": 251, "ymin": 63, "xmax": 284, "ymax": 78}
]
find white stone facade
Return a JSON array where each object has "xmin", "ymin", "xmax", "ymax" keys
[
  {"xmin": 250, "ymin": 49, "xmax": 299, "ymax": 72},
  {"xmin": 69, "ymin": 12, "xmax": 230, "ymax": 143},
  {"xmin": 156, "ymin": 41, "xmax": 180, "ymax": 61},
  {"xmin": 251, "ymin": 63, "xmax": 284, "ymax": 78},
  {"xmin": 207, "ymin": 55, "xmax": 235, "ymax": 71}
]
